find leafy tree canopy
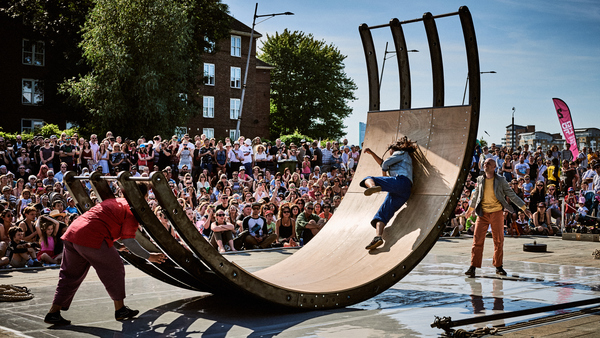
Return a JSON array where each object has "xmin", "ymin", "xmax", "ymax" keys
[
  {"xmin": 3, "ymin": 0, "xmax": 230, "ymax": 139},
  {"xmin": 259, "ymin": 29, "xmax": 357, "ymax": 140}
]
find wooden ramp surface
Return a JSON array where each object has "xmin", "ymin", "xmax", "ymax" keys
[{"xmin": 253, "ymin": 106, "xmax": 471, "ymax": 292}]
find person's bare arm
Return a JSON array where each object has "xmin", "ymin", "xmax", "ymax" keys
[{"xmin": 363, "ymin": 148, "xmax": 383, "ymax": 166}]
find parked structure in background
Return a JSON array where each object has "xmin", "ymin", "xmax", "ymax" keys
[
  {"xmin": 503, "ymin": 124, "xmax": 600, "ymax": 152},
  {"xmin": 0, "ymin": 15, "xmax": 271, "ymax": 140}
]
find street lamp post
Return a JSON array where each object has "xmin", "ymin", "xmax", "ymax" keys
[
  {"xmin": 378, "ymin": 41, "xmax": 418, "ymax": 90},
  {"xmin": 512, "ymin": 107, "xmax": 516, "ymax": 151},
  {"xmin": 235, "ymin": 3, "xmax": 293, "ymax": 139},
  {"xmin": 462, "ymin": 71, "xmax": 496, "ymax": 105}
]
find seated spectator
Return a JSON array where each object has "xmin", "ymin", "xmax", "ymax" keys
[
  {"xmin": 276, "ymin": 204, "xmax": 297, "ymax": 247},
  {"xmin": 35, "ymin": 215, "xmax": 63, "ymax": 264},
  {"xmin": 241, "ymin": 202, "xmax": 276, "ymax": 249},
  {"xmin": 210, "ymin": 210, "xmax": 236, "ymax": 253},
  {"xmin": 515, "ymin": 211, "xmax": 531, "ymax": 235},
  {"xmin": 7, "ymin": 226, "xmax": 42, "ymax": 268},
  {"xmin": 0, "ymin": 186, "xmax": 17, "ymax": 209},
  {"xmin": 295, "ymin": 202, "xmax": 324, "ymax": 245},
  {"xmin": 531, "ymin": 202, "xmax": 556, "ymax": 235},
  {"xmin": 319, "ymin": 203, "xmax": 333, "ymax": 221}
]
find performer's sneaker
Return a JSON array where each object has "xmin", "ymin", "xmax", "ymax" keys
[
  {"xmin": 44, "ymin": 311, "xmax": 71, "ymax": 326},
  {"xmin": 496, "ymin": 266, "xmax": 507, "ymax": 276},
  {"xmin": 115, "ymin": 306, "xmax": 139, "ymax": 321},
  {"xmin": 464, "ymin": 266, "xmax": 476, "ymax": 277},
  {"xmin": 365, "ymin": 236, "xmax": 383, "ymax": 250},
  {"xmin": 364, "ymin": 186, "xmax": 382, "ymax": 196}
]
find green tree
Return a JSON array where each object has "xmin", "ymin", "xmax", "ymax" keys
[
  {"xmin": 259, "ymin": 29, "xmax": 357, "ymax": 140},
  {"xmin": 2, "ymin": 0, "xmax": 230, "ymax": 137}
]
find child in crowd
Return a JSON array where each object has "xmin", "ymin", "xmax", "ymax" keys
[
  {"xmin": 36, "ymin": 216, "xmax": 62, "ymax": 264},
  {"xmin": 515, "ymin": 211, "xmax": 530, "ymax": 235},
  {"xmin": 302, "ymin": 156, "xmax": 312, "ymax": 179},
  {"xmin": 7, "ymin": 226, "xmax": 42, "ymax": 268},
  {"xmin": 265, "ymin": 210, "xmax": 276, "ymax": 235},
  {"xmin": 522, "ymin": 175, "xmax": 533, "ymax": 203}
]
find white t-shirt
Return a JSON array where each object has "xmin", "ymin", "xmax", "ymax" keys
[
  {"xmin": 240, "ymin": 145, "xmax": 253, "ymax": 164},
  {"xmin": 514, "ymin": 163, "xmax": 530, "ymax": 179}
]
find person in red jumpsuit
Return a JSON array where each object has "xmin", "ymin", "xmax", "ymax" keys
[{"xmin": 44, "ymin": 196, "xmax": 166, "ymax": 326}]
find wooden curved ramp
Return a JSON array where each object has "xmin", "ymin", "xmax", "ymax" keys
[{"xmin": 64, "ymin": 6, "xmax": 480, "ymax": 309}]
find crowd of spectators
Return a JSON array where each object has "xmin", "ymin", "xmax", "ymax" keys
[
  {"xmin": 3, "ymin": 130, "xmax": 600, "ymax": 270},
  {"xmin": 0, "ymin": 132, "xmax": 362, "ymax": 268},
  {"xmin": 448, "ymin": 142, "xmax": 600, "ymax": 237}
]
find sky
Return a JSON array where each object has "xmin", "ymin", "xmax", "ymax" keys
[{"xmin": 224, "ymin": 0, "xmax": 600, "ymax": 146}]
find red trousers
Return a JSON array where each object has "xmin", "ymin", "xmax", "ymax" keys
[
  {"xmin": 53, "ymin": 240, "xmax": 125, "ymax": 310},
  {"xmin": 470, "ymin": 210, "xmax": 504, "ymax": 268}
]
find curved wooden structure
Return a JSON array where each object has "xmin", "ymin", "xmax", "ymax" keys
[{"xmin": 64, "ymin": 6, "xmax": 480, "ymax": 309}]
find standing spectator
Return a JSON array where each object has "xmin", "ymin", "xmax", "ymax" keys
[
  {"xmin": 240, "ymin": 139, "xmax": 254, "ymax": 177},
  {"xmin": 89, "ymin": 134, "xmax": 100, "ymax": 164},
  {"xmin": 39, "ymin": 138, "xmax": 55, "ymax": 170},
  {"xmin": 514, "ymin": 155, "xmax": 530, "ymax": 180},
  {"xmin": 59, "ymin": 136, "xmax": 75, "ymax": 171},
  {"xmin": 97, "ymin": 143, "xmax": 110, "ymax": 174},
  {"xmin": 214, "ymin": 141, "xmax": 228, "ymax": 175},
  {"xmin": 310, "ymin": 141, "xmax": 322, "ymax": 170},
  {"xmin": 199, "ymin": 139, "xmax": 214, "ymax": 177},
  {"xmin": 465, "ymin": 158, "xmax": 531, "ymax": 277},
  {"xmin": 321, "ymin": 141, "xmax": 333, "ymax": 173},
  {"xmin": 561, "ymin": 143, "xmax": 573, "ymax": 162},
  {"xmin": 501, "ymin": 154, "xmax": 513, "ymax": 182}
]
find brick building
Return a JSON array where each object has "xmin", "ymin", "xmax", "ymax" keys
[
  {"xmin": 188, "ymin": 19, "xmax": 272, "ymax": 140},
  {"xmin": 0, "ymin": 15, "xmax": 272, "ymax": 140},
  {"xmin": 0, "ymin": 16, "xmax": 69, "ymax": 133}
]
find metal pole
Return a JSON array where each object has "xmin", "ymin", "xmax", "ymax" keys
[
  {"xmin": 512, "ymin": 107, "xmax": 516, "ymax": 151},
  {"xmin": 461, "ymin": 76, "xmax": 469, "ymax": 105},
  {"xmin": 235, "ymin": 3, "xmax": 258, "ymax": 140},
  {"xmin": 378, "ymin": 42, "xmax": 389, "ymax": 91}
]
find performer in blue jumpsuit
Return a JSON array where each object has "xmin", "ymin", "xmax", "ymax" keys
[{"xmin": 361, "ymin": 136, "xmax": 416, "ymax": 250}]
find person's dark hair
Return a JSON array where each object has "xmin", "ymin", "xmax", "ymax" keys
[
  {"xmin": 8, "ymin": 225, "xmax": 23, "ymax": 241},
  {"xmin": 388, "ymin": 136, "xmax": 417, "ymax": 153}
]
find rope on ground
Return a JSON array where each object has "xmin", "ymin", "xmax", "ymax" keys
[
  {"xmin": 450, "ymin": 327, "xmax": 498, "ymax": 338},
  {"xmin": 0, "ymin": 285, "xmax": 34, "ymax": 302}
]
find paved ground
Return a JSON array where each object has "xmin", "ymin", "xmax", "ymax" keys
[{"xmin": 0, "ymin": 235, "xmax": 599, "ymax": 337}]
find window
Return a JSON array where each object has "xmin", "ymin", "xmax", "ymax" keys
[
  {"xmin": 230, "ymin": 130, "xmax": 239, "ymax": 140},
  {"xmin": 22, "ymin": 39, "xmax": 45, "ymax": 66},
  {"xmin": 203, "ymin": 128, "xmax": 214, "ymax": 139},
  {"xmin": 21, "ymin": 119, "xmax": 44, "ymax": 133},
  {"xmin": 231, "ymin": 35, "xmax": 241, "ymax": 57},
  {"xmin": 204, "ymin": 63, "xmax": 215, "ymax": 85},
  {"xmin": 22, "ymin": 79, "xmax": 44, "ymax": 105},
  {"xmin": 230, "ymin": 67, "xmax": 241, "ymax": 88},
  {"xmin": 230, "ymin": 98, "xmax": 240, "ymax": 120},
  {"xmin": 203, "ymin": 96, "xmax": 214, "ymax": 118}
]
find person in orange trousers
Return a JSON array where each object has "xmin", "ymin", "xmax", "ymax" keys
[{"xmin": 464, "ymin": 158, "xmax": 532, "ymax": 277}]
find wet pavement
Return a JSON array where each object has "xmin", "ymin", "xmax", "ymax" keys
[{"xmin": 1, "ymin": 236, "xmax": 599, "ymax": 337}]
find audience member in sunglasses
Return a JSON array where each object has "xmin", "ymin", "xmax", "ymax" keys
[
  {"xmin": 240, "ymin": 202, "xmax": 277, "ymax": 249},
  {"xmin": 361, "ymin": 136, "xmax": 417, "ymax": 251},
  {"xmin": 295, "ymin": 201, "xmax": 326, "ymax": 245}
]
